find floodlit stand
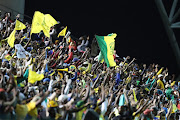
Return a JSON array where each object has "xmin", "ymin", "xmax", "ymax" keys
[{"xmin": 155, "ymin": 0, "xmax": 180, "ymax": 80}]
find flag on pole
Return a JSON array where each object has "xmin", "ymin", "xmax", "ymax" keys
[
  {"xmin": 42, "ymin": 14, "xmax": 58, "ymax": 37},
  {"xmin": 15, "ymin": 44, "xmax": 31, "ymax": 58},
  {"xmin": 95, "ymin": 33, "xmax": 117, "ymax": 67},
  {"xmin": 7, "ymin": 20, "xmax": 26, "ymax": 47},
  {"xmin": 98, "ymin": 52, "xmax": 104, "ymax": 63},
  {"xmin": 57, "ymin": 26, "xmax": 67, "ymax": 37},
  {"xmin": 28, "ymin": 69, "xmax": 44, "ymax": 84},
  {"xmin": 7, "ymin": 29, "xmax": 16, "ymax": 47},
  {"xmin": 15, "ymin": 20, "xmax": 26, "ymax": 30},
  {"xmin": 31, "ymin": 11, "xmax": 44, "ymax": 35},
  {"xmin": 31, "ymin": 11, "xmax": 58, "ymax": 38}
]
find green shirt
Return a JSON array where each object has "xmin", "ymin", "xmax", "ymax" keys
[
  {"xmin": 165, "ymin": 88, "xmax": 172, "ymax": 99},
  {"xmin": 17, "ymin": 69, "xmax": 29, "ymax": 84}
]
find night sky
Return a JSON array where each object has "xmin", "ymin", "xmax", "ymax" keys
[{"xmin": 25, "ymin": 0, "xmax": 180, "ymax": 75}]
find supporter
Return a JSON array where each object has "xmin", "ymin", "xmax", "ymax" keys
[
  {"xmin": 77, "ymin": 36, "xmax": 89, "ymax": 52},
  {"xmin": 0, "ymin": 12, "xmax": 179, "ymax": 120}
]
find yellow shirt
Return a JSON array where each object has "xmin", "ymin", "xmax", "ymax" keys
[
  {"xmin": 157, "ymin": 79, "xmax": 164, "ymax": 90},
  {"xmin": 16, "ymin": 101, "xmax": 36, "ymax": 119},
  {"xmin": 28, "ymin": 107, "xmax": 38, "ymax": 119}
]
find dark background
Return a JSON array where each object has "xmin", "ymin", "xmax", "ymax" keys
[{"xmin": 25, "ymin": 0, "xmax": 180, "ymax": 75}]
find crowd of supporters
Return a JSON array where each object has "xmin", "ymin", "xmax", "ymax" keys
[{"xmin": 0, "ymin": 12, "xmax": 179, "ymax": 120}]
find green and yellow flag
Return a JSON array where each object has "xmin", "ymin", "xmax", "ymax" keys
[
  {"xmin": 57, "ymin": 26, "xmax": 67, "ymax": 37},
  {"xmin": 95, "ymin": 33, "xmax": 117, "ymax": 67},
  {"xmin": 31, "ymin": 11, "xmax": 58, "ymax": 38},
  {"xmin": 15, "ymin": 20, "xmax": 26, "ymax": 30},
  {"xmin": 7, "ymin": 29, "xmax": 16, "ymax": 47}
]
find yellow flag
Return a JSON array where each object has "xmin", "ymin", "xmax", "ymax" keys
[
  {"xmin": 42, "ymin": 14, "xmax": 58, "ymax": 38},
  {"xmin": 31, "ymin": 11, "xmax": 44, "ymax": 35},
  {"xmin": 156, "ymin": 67, "xmax": 163, "ymax": 75},
  {"xmin": 7, "ymin": 29, "xmax": 16, "ymax": 47},
  {"xmin": 15, "ymin": 20, "xmax": 26, "ymax": 30},
  {"xmin": 31, "ymin": 11, "xmax": 58, "ymax": 38},
  {"xmin": 28, "ymin": 69, "xmax": 44, "ymax": 84},
  {"xmin": 57, "ymin": 26, "xmax": 67, "ymax": 37}
]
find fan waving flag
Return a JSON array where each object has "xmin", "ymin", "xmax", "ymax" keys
[
  {"xmin": 95, "ymin": 33, "xmax": 117, "ymax": 67},
  {"xmin": 42, "ymin": 14, "xmax": 58, "ymax": 37},
  {"xmin": 7, "ymin": 29, "xmax": 16, "ymax": 47},
  {"xmin": 28, "ymin": 68, "xmax": 44, "ymax": 84},
  {"xmin": 31, "ymin": 11, "xmax": 58, "ymax": 38},
  {"xmin": 15, "ymin": 20, "xmax": 26, "ymax": 30},
  {"xmin": 31, "ymin": 11, "xmax": 44, "ymax": 35},
  {"xmin": 7, "ymin": 20, "xmax": 27, "ymax": 47}
]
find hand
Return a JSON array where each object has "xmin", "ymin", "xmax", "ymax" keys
[
  {"xmin": 104, "ymin": 84, "xmax": 108, "ymax": 88},
  {"xmin": 165, "ymin": 72, "xmax": 168, "ymax": 77},
  {"xmin": 143, "ymin": 64, "xmax": 146, "ymax": 68},
  {"xmin": 87, "ymin": 36, "xmax": 89, "ymax": 40},
  {"xmin": 106, "ymin": 67, "xmax": 110, "ymax": 71},
  {"xmin": 154, "ymin": 89, "xmax": 157, "ymax": 93},
  {"xmin": 109, "ymin": 81, "xmax": 113, "ymax": 86},
  {"xmin": 8, "ymin": 13, "xmax": 10, "ymax": 17},
  {"xmin": 126, "ymin": 56, "xmax": 130, "ymax": 59},
  {"xmin": 155, "ymin": 64, "xmax": 158, "ymax": 68},
  {"xmin": 85, "ymin": 102, "xmax": 92, "ymax": 106},
  {"xmin": 133, "ymin": 58, "xmax": 136, "ymax": 61},
  {"xmin": 16, "ymin": 14, "xmax": 20, "ymax": 18}
]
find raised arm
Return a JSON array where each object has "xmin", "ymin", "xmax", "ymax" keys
[{"xmin": 97, "ymin": 85, "xmax": 105, "ymax": 106}]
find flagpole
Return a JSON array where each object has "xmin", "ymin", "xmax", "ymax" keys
[
  {"xmin": 19, "ymin": 37, "xmax": 23, "ymax": 44},
  {"xmin": 23, "ymin": 34, "xmax": 31, "ymax": 49},
  {"xmin": 62, "ymin": 36, "xmax": 65, "ymax": 43}
]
